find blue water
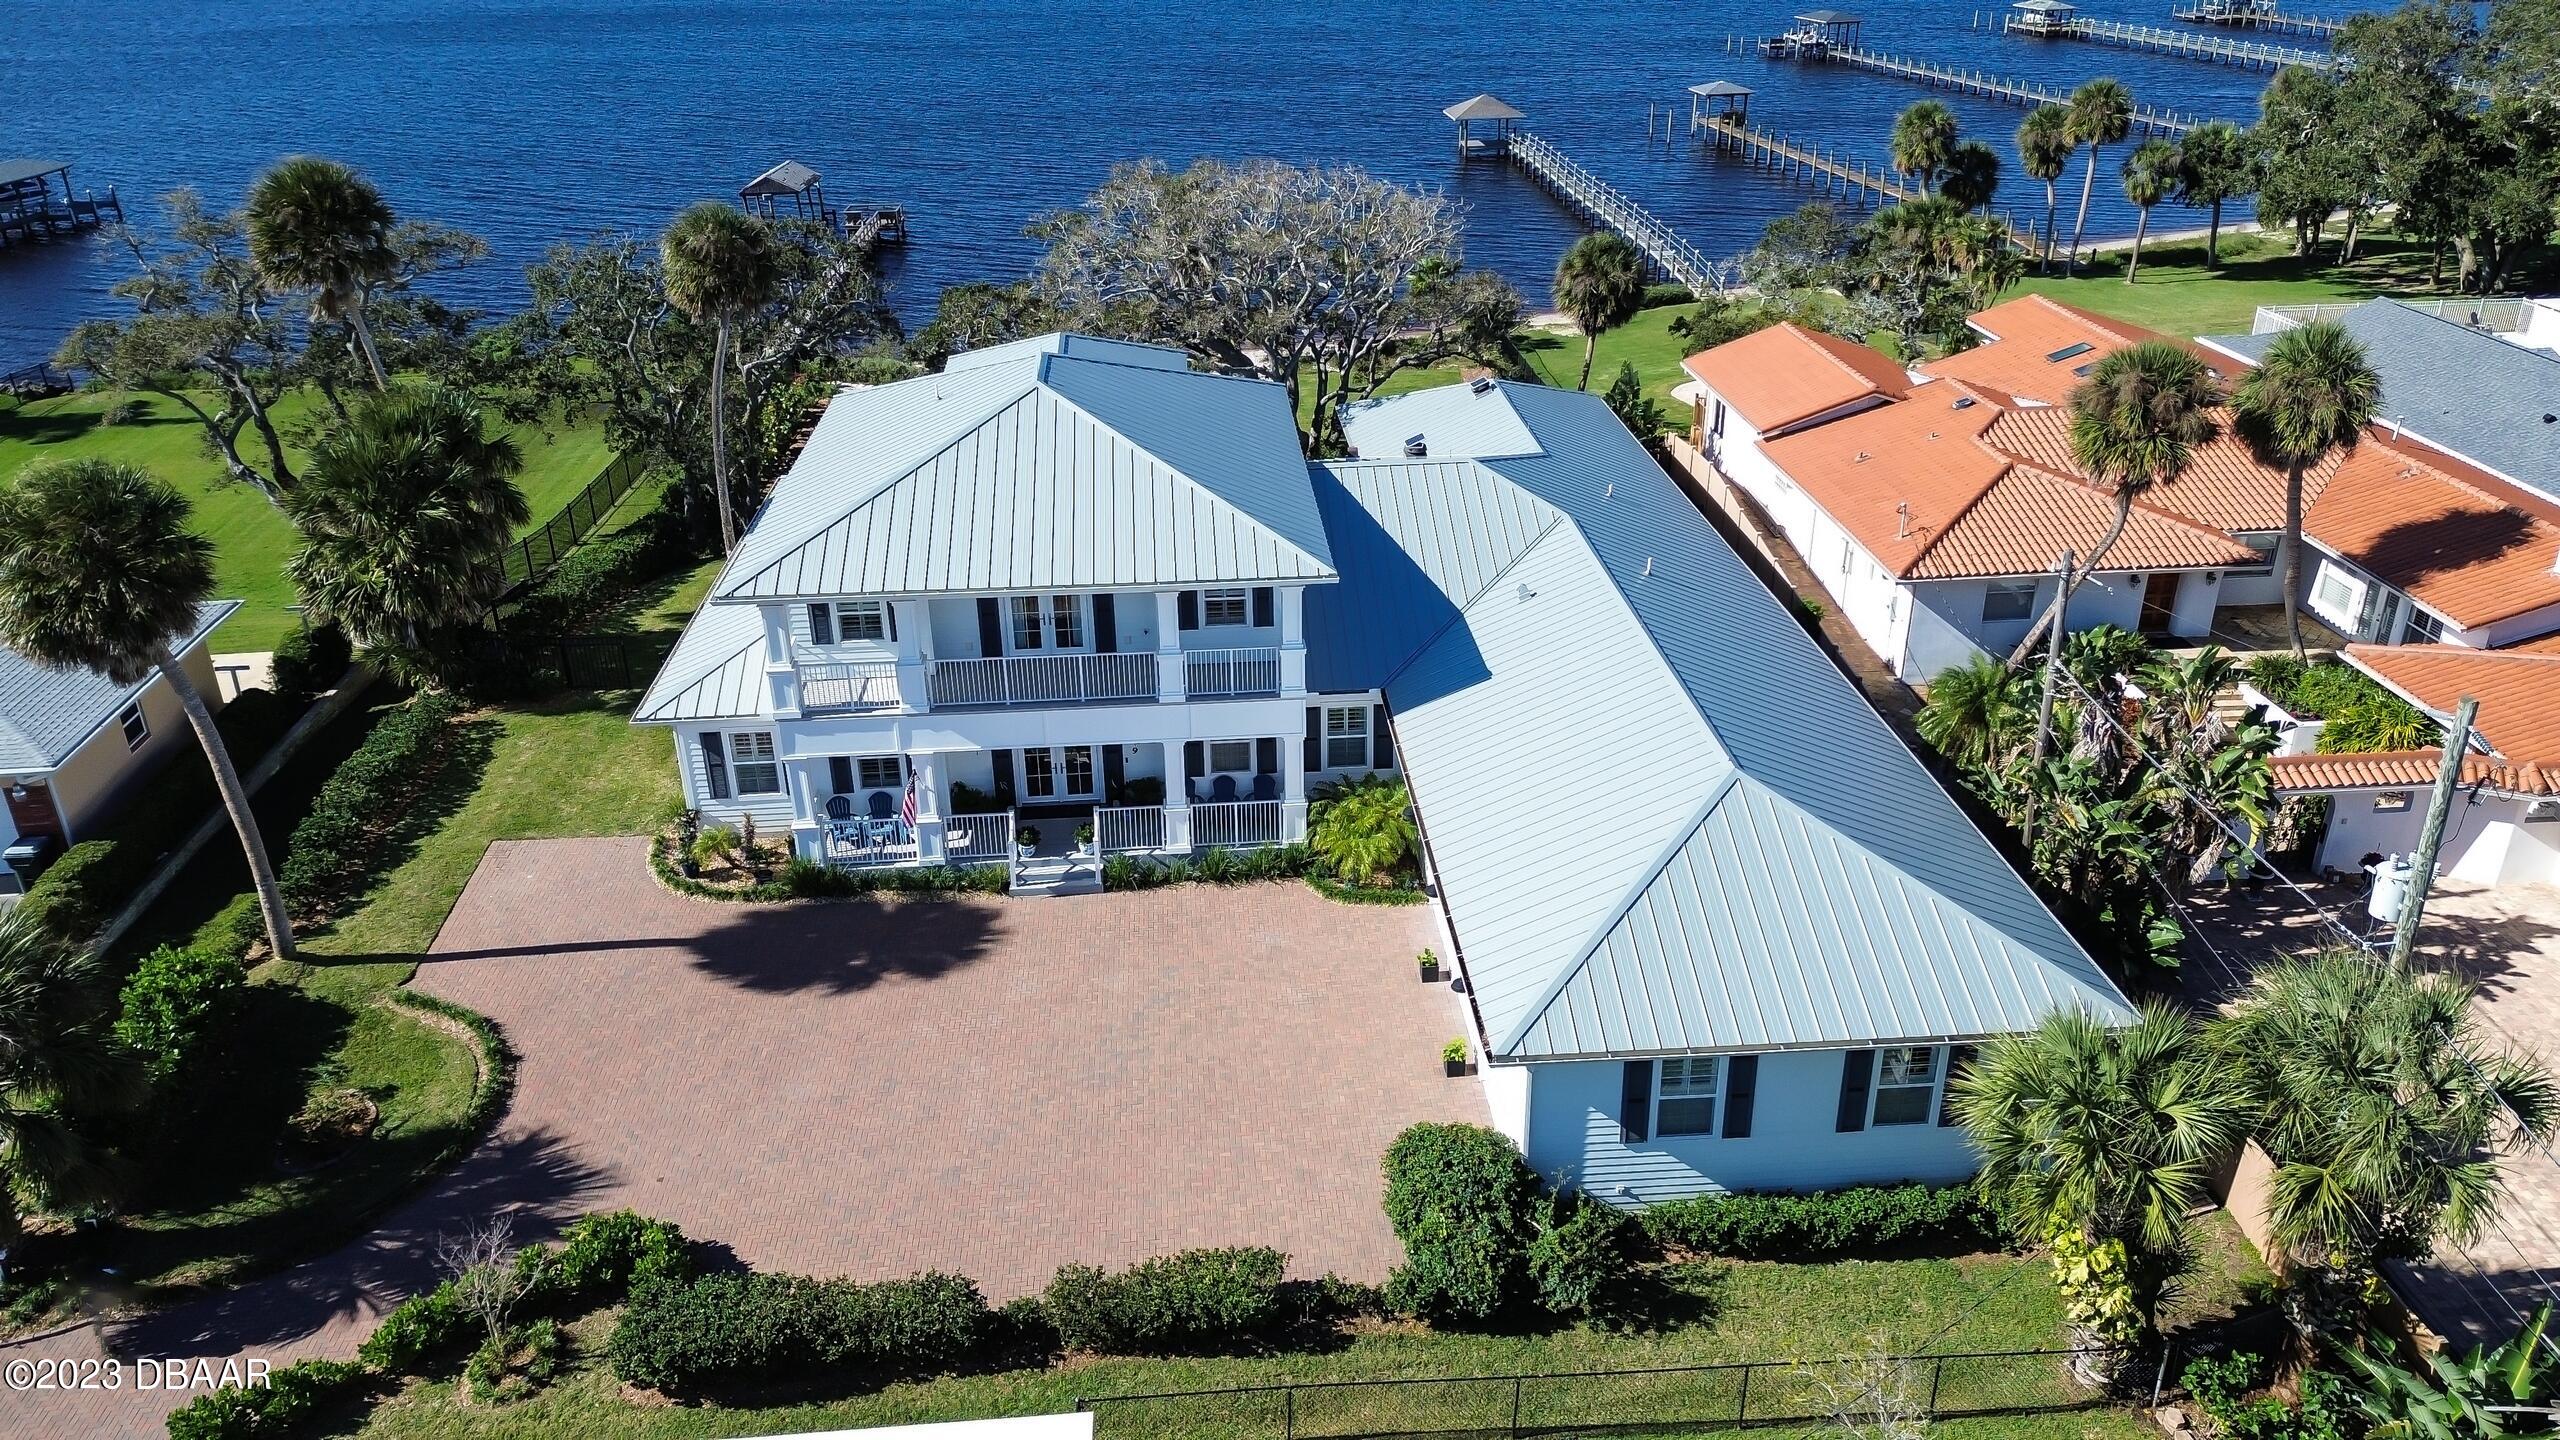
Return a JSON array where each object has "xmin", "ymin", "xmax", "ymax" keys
[{"xmin": 0, "ymin": 0, "xmax": 2346, "ymax": 368}]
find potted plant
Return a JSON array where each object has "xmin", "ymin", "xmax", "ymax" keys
[
  {"xmin": 1016, "ymin": 823, "xmax": 1040, "ymax": 861},
  {"xmin": 1442, "ymin": 1037, "xmax": 1469, "ymax": 1077},
  {"xmin": 1074, "ymin": 821, "xmax": 1096, "ymax": 855},
  {"xmin": 1418, "ymin": 947, "xmax": 1440, "ymax": 983}
]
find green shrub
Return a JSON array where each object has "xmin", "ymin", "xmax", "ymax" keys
[
  {"xmin": 279, "ymin": 691, "xmax": 465, "ymax": 914},
  {"xmin": 689, "ymin": 824, "xmax": 741, "ymax": 871},
  {"xmin": 1527, "ymin": 1191, "xmax": 1641, "ymax": 1318},
  {"xmin": 1042, "ymin": 1247, "xmax": 1288, "ymax": 1355},
  {"xmin": 358, "ymin": 1284, "xmax": 469, "ymax": 1373},
  {"xmin": 165, "ymin": 1358, "xmax": 366, "ymax": 1440},
  {"xmin": 1307, "ymin": 774, "xmax": 1418, "ymax": 887},
  {"xmin": 545, "ymin": 1210, "xmax": 691, "ymax": 1302},
  {"xmin": 2245, "ymin": 656, "xmax": 2430, "ymax": 754},
  {"xmin": 505, "ymin": 509, "xmax": 682, "ymax": 636},
  {"xmin": 1636, "ymin": 1182, "xmax": 1999, "ymax": 1259},
  {"xmin": 15, "ymin": 839, "xmax": 120, "ymax": 942},
  {"xmin": 607, "ymin": 1269, "xmax": 989, "ymax": 1393},
  {"xmin": 270, "ymin": 622, "xmax": 354, "ymax": 706},
  {"xmin": 1381, "ymin": 1123, "xmax": 1536, "ymax": 1322},
  {"xmin": 113, "ymin": 945, "xmax": 246, "ymax": 1092},
  {"xmin": 189, "ymin": 892, "xmax": 269, "ymax": 961}
]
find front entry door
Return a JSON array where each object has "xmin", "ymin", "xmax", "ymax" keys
[{"xmin": 2138, "ymin": 572, "xmax": 2180, "ymax": 634}]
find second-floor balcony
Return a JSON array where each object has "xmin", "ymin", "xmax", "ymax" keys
[
  {"xmin": 800, "ymin": 660, "xmax": 901, "ymax": 717},
  {"xmin": 929, "ymin": 652, "xmax": 1159, "ymax": 708}
]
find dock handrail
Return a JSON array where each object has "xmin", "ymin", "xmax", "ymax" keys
[{"xmin": 1507, "ymin": 132, "xmax": 1728, "ymax": 295}]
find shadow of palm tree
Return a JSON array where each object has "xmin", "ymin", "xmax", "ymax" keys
[
  {"xmin": 2349, "ymin": 504, "xmax": 2537, "ymax": 594},
  {"xmin": 675, "ymin": 895, "xmax": 1008, "ymax": 997}
]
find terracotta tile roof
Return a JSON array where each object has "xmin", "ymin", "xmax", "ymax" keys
[
  {"xmin": 1681, "ymin": 323, "xmax": 1911, "ymax": 433},
  {"xmin": 2305, "ymin": 433, "xmax": 2560, "ymax": 629},
  {"xmin": 2349, "ymin": 644, "xmax": 2560, "ymax": 778},
  {"xmin": 1981, "ymin": 403, "xmax": 2335, "ymax": 535},
  {"xmin": 2269, "ymin": 750, "xmax": 2531, "ymax": 793},
  {"xmin": 1759, "ymin": 380, "xmax": 2260, "ymax": 581},
  {"xmin": 1920, "ymin": 294, "xmax": 2226, "ymax": 408}
]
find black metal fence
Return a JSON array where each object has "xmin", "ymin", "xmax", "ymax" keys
[
  {"xmin": 1078, "ymin": 1347, "xmax": 2120, "ymax": 1440},
  {"xmin": 498, "ymin": 449, "xmax": 652, "ymax": 592},
  {"xmin": 463, "ymin": 632, "xmax": 679, "ymax": 695}
]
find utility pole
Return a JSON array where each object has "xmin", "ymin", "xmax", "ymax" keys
[
  {"xmin": 2389, "ymin": 695, "xmax": 2480, "ymax": 973},
  {"xmin": 2022, "ymin": 549, "xmax": 2073, "ymax": 849}
]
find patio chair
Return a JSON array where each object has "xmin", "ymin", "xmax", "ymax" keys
[
  {"xmin": 866, "ymin": 791, "xmax": 896, "ymax": 820},
  {"xmin": 1210, "ymin": 774, "xmax": 1240, "ymax": 803},
  {"xmin": 1250, "ymin": 773, "xmax": 1278, "ymax": 802},
  {"xmin": 824, "ymin": 794, "xmax": 855, "ymax": 821}
]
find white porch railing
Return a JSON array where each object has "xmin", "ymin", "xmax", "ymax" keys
[
  {"xmin": 929, "ymin": 653, "xmax": 1158, "ymax": 708},
  {"xmin": 1192, "ymin": 800, "xmax": 1284, "ymax": 851},
  {"xmin": 799, "ymin": 660, "xmax": 900, "ymax": 716},
  {"xmin": 942, "ymin": 808, "xmax": 1015, "ymax": 868},
  {"xmin": 822, "ymin": 819, "xmax": 921, "ymax": 869},
  {"xmin": 2253, "ymin": 297, "xmax": 2528, "ymax": 335},
  {"xmin": 1094, "ymin": 804, "xmax": 1168, "ymax": 854},
  {"xmin": 1184, "ymin": 646, "xmax": 1280, "ymax": 698}
]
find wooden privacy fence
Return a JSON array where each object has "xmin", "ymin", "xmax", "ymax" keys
[{"xmin": 496, "ymin": 449, "xmax": 652, "ymax": 593}]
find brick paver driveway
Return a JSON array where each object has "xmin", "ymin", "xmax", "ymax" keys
[{"xmin": 5, "ymin": 836, "xmax": 1482, "ymax": 1439}]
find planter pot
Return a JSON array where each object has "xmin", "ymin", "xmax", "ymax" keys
[
  {"xmin": 1443, "ymin": 1058, "xmax": 1468, "ymax": 1078},
  {"xmin": 1016, "ymin": 846, "xmax": 1036, "ymax": 862},
  {"xmin": 1419, "ymin": 963, "xmax": 1440, "ymax": 983}
]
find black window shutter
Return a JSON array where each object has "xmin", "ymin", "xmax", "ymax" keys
[
  {"xmin": 1092, "ymin": 593, "xmax": 1117, "ymax": 653},
  {"xmin": 1256, "ymin": 737, "xmax": 1278, "ymax": 776},
  {"xmin": 1184, "ymin": 741, "xmax": 1206, "ymax": 780},
  {"xmin": 1371, "ymin": 705, "xmax": 1395, "ymax": 770},
  {"xmin": 1723, "ymin": 1055, "xmax": 1759, "ymax": 1138},
  {"xmin": 975, "ymin": 597, "xmax": 1004, "ymax": 656},
  {"xmin": 1177, "ymin": 590, "xmax": 1200, "ymax": 631},
  {"xmin": 885, "ymin": 603, "xmax": 899, "ymax": 643},
  {"xmin": 1251, "ymin": 586, "xmax": 1274, "ymax": 628},
  {"xmin": 1940, "ymin": 1044, "xmax": 1977, "ymax": 1127},
  {"xmin": 698, "ymin": 732, "xmax": 731, "ymax": 802},
  {"xmin": 1101, "ymin": 744, "xmax": 1126, "ymax": 799},
  {"xmin": 1619, "ymin": 1060, "xmax": 1654, "ymax": 1144},
  {"xmin": 1836, "ymin": 1049, "xmax": 1874, "ymax": 1133},
  {"xmin": 829, "ymin": 756, "xmax": 855, "ymax": 793},
  {"xmin": 1304, "ymin": 706, "xmax": 1322, "ymax": 772},
  {"xmin": 807, "ymin": 603, "xmax": 834, "ymax": 645},
  {"xmin": 991, "ymin": 749, "xmax": 1016, "ymax": 806}
]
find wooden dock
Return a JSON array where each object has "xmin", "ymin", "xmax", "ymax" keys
[
  {"xmin": 847, "ymin": 205, "xmax": 908, "ymax": 248},
  {"xmin": 1772, "ymin": 40, "xmax": 2204, "ymax": 135},
  {"xmin": 2171, "ymin": 3, "xmax": 2348, "ymax": 40},
  {"xmin": 1692, "ymin": 112, "xmax": 1916, "ymax": 207},
  {"xmin": 0, "ymin": 159, "xmax": 121, "ymax": 251},
  {"xmin": 2006, "ymin": 14, "xmax": 2335, "ymax": 70},
  {"xmin": 1504, "ymin": 132, "xmax": 1728, "ymax": 294}
]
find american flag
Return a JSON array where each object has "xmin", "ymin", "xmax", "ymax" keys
[{"xmin": 901, "ymin": 768, "xmax": 918, "ymax": 827}]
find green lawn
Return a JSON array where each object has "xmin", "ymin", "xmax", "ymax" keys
[
  {"xmin": 1518, "ymin": 302, "xmax": 1699, "ymax": 416},
  {"xmin": 0, "ymin": 389, "xmax": 614, "ymax": 651},
  {"xmin": 2010, "ymin": 230, "xmax": 2497, "ymax": 339},
  {"xmin": 341, "ymin": 1251, "xmax": 2172, "ymax": 1440}
]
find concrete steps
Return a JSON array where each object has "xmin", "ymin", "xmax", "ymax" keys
[{"xmin": 1010, "ymin": 855, "xmax": 1103, "ymax": 898}]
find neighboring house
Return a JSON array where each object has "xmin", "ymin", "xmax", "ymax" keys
[
  {"xmin": 0, "ymin": 600, "xmax": 239, "ymax": 893},
  {"xmin": 638, "ymin": 332, "xmax": 2133, "ymax": 1201},
  {"xmin": 2273, "ymin": 644, "xmax": 2560, "ymax": 888}
]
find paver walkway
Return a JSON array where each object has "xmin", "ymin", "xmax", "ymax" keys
[{"xmin": 4, "ymin": 836, "xmax": 1481, "ymax": 1439}]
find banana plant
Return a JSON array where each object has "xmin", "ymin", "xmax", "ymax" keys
[{"xmin": 2337, "ymin": 1304, "xmax": 2553, "ymax": 1440}]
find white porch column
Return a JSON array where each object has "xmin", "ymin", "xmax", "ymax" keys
[
  {"xmin": 892, "ymin": 598, "xmax": 932, "ymax": 713},
  {"xmin": 1281, "ymin": 729, "xmax": 1309, "ymax": 842},
  {"xmin": 910, "ymin": 751, "xmax": 946, "ymax": 862},
  {"xmin": 762, "ymin": 604, "xmax": 803, "ymax": 718},
  {"xmin": 1160, "ymin": 738, "xmax": 1193, "ymax": 851},
  {"xmin": 1278, "ymin": 585, "xmax": 1308, "ymax": 696},
  {"xmin": 1154, "ymin": 591, "xmax": 1187, "ymax": 703},
  {"xmin": 787, "ymin": 757, "xmax": 823, "ymax": 859}
]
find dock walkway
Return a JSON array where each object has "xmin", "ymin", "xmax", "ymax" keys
[
  {"xmin": 2008, "ymin": 14, "xmax": 2335, "ymax": 70},
  {"xmin": 1505, "ymin": 132, "xmax": 1727, "ymax": 295},
  {"xmin": 2171, "ymin": 4, "xmax": 2347, "ymax": 40},
  {"xmin": 1692, "ymin": 113, "xmax": 1915, "ymax": 207},
  {"xmin": 1818, "ymin": 44, "xmax": 2204, "ymax": 134}
]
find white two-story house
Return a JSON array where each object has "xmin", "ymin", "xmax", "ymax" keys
[{"xmin": 640, "ymin": 332, "xmax": 2134, "ymax": 1201}]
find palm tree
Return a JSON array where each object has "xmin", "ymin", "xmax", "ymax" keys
[
  {"xmin": 1951, "ymin": 214, "xmax": 2028, "ymax": 309},
  {"xmin": 2119, "ymin": 139, "xmax": 2181, "ymax": 283},
  {"xmin": 1891, "ymin": 101, "xmax": 1961, "ymax": 196},
  {"xmin": 1952, "ymin": 1001, "xmax": 2252, "ymax": 1344},
  {"xmin": 2170, "ymin": 121, "xmax": 2256, "ymax": 269},
  {"xmin": 2212, "ymin": 952, "xmax": 2559, "ymax": 1292},
  {"xmin": 284, "ymin": 386, "xmax": 530, "ymax": 663},
  {"xmin": 2064, "ymin": 79, "xmax": 2134, "ymax": 271},
  {"xmin": 2007, "ymin": 342, "xmax": 2221, "ymax": 665},
  {"xmin": 1551, "ymin": 232, "xmax": 1649, "ymax": 392},
  {"xmin": 243, "ymin": 156, "xmax": 400, "ymax": 390},
  {"xmin": 1940, "ymin": 140, "xmax": 2002, "ymax": 212},
  {"xmin": 0, "ymin": 461, "xmax": 293, "ymax": 960},
  {"xmin": 661, "ymin": 202, "xmax": 782, "ymax": 554},
  {"xmin": 0, "ymin": 908, "xmax": 141, "ymax": 1276},
  {"xmin": 1919, "ymin": 655, "xmax": 2030, "ymax": 771},
  {"xmin": 2230, "ymin": 320, "xmax": 2381, "ymax": 660},
  {"xmin": 1306, "ymin": 774, "xmax": 1418, "ymax": 888},
  {"xmin": 2017, "ymin": 106, "xmax": 2076, "ymax": 273}
]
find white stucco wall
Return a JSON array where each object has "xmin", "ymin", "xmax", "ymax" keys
[{"xmin": 2313, "ymin": 789, "xmax": 2560, "ymax": 887}]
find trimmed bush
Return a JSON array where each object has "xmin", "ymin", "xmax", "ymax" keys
[
  {"xmin": 1527, "ymin": 1191, "xmax": 1640, "ymax": 1318},
  {"xmin": 1042, "ymin": 1247, "xmax": 1288, "ymax": 1355},
  {"xmin": 270, "ymin": 622, "xmax": 353, "ymax": 706},
  {"xmin": 165, "ymin": 1358, "xmax": 366, "ymax": 1440},
  {"xmin": 360, "ymin": 1211, "xmax": 690, "ymax": 1375},
  {"xmin": 279, "ymin": 691, "xmax": 465, "ymax": 914},
  {"xmin": 505, "ymin": 505, "xmax": 684, "ymax": 636},
  {"xmin": 189, "ymin": 892, "xmax": 269, "ymax": 961},
  {"xmin": 114, "ymin": 944, "xmax": 247, "ymax": 1092},
  {"xmin": 15, "ymin": 839, "xmax": 120, "ymax": 943},
  {"xmin": 357, "ymin": 1285, "xmax": 468, "ymax": 1373},
  {"xmin": 1637, "ymin": 1182, "xmax": 2000, "ymax": 1259},
  {"xmin": 608, "ymin": 1269, "xmax": 989, "ymax": 1393},
  {"xmin": 1381, "ymin": 1123, "xmax": 1537, "ymax": 1322},
  {"xmin": 1099, "ymin": 844, "xmax": 1313, "ymax": 892},
  {"xmin": 648, "ymin": 829, "xmax": 1008, "ymax": 901}
]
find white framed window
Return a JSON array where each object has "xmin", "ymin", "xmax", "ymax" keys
[
  {"xmin": 119, "ymin": 701, "xmax": 149, "ymax": 751},
  {"xmin": 1010, "ymin": 595, "xmax": 1045, "ymax": 650},
  {"xmin": 1023, "ymin": 748, "xmax": 1056, "ymax": 798},
  {"xmin": 1324, "ymin": 706, "xmax": 1370, "ymax": 769},
  {"xmin": 836, "ymin": 600, "xmax": 888, "ymax": 642},
  {"xmin": 1208, "ymin": 739, "xmax": 1252, "ymax": 774},
  {"xmin": 857, "ymin": 756, "xmax": 902, "ymax": 790},
  {"xmin": 729, "ymin": 731, "xmax": 782, "ymax": 795},
  {"xmin": 2231, "ymin": 535, "xmax": 2278, "ymax": 579},
  {"xmin": 1050, "ymin": 594, "xmax": 1085, "ymax": 649},
  {"xmin": 1063, "ymin": 746, "xmax": 1094, "ymax": 795},
  {"xmin": 1871, "ymin": 1045, "xmax": 1940, "ymax": 1126},
  {"xmin": 1656, "ymin": 1056, "xmax": 1720, "ymax": 1136},
  {"xmin": 1982, "ymin": 581, "xmax": 2037, "ymax": 624},
  {"xmin": 2400, "ymin": 606, "xmax": 2445, "ymax": 645},
  {"xmin": 1008, "ymin": 594, "xmax": 1087, "ymax": 652},
  {"xmin": 1020, "ymin": 746, "xmax": 1095, "ymax": 800},
  {"xmin": 1201, "ymin": 588, "xmax": 1250, "ymax": 627},
  {"xmin": 2312, "ymin": 564, "xmax": 2364, "ymax": 623}
]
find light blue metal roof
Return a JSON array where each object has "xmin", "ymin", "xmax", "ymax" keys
[
  {"xmin": 711, "ymin": 341, "xmax": 1334, "ymax": 602},
  {"xmin": 942, "ymin": 332, "xmax": 1194, "ymax": 374},
  {"xmin": 2203, "ymin": 300, "xmax": 2560, "ymax": 503},
  {"xmin": 632, "ymin": 601, "xmax": 766, "ymax": 724},
  {"xmin": 0, "ymin": 601, "xmax": 238, "ymax": 772},
  {"xmin": 1324, "ymin": 382, "xmax": 2128, "ymax": 1061}
]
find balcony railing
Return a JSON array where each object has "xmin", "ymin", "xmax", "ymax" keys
[
  {"xmin": 1193, "ymin": 800, "xmax": 1285, "ymax": 850},
  {"xmin": 941, "ymin": 808, "xmax": 1016, "ymax": 867},
  {"xmin": 929, "ymin": 652, "xmax": 1159, "ymax": 708},
  {"xmin": 1184, "ymin": 646, "xmax": 1280, "ymax": 698},
  {"xmin": 798, "ymin": 660, "xmax": 900, "ymax": 716},
  {"xmin": 821, "ymin": 817, "xmax": 921, "ymax": 868},
  {"xmin": 1094, "ymin": 804, "xmax": 1168, "ymax": 854}
]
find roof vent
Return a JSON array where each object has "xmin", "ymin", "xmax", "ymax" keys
[
  {"xmin": 1642, "ymin": 556, "xmax": 1655, "ymax": 577},
  {"xmin": 1952, "ymin": 395, "xmax": 1977, "ymax": 410},
  {"xmin": 2545, "ymin": 413, "xmax": 2557, "ymax": 424},
  {"xmin": 1516, "ymin": 582, "xmax": 1536, "ymax": 603},
  {"xmin": 1469, "ymin": 376, "xmax": 1497, "ymax": 395},
  {"xmin": 1896, "ymin": 501, "xmax": 1911, "ymax": 539},
  {"xmin": 1604, "ymin": 482, "xmax": 1616, "ymax": 499},
  {"xmin": 1854, "ymin": 450, "xmax": 1871, "ymax": 463},
  {"xmin": 1403, "ymin": 434, "xmax": 1428, "ymax": 458}
]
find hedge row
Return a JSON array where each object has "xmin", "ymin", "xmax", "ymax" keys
[
  {"xmin": 1100, "ymin": 844, "xmax": 1313, "ymax": 891},
  {"xmin": 15, "ymin": 688, "xmax": 298, "ymax": 943},
  {"xmin": 164, "ymin": 1359, "xmax": 367, "ymax": 1440},
  {"xmin": 503, "ymin": 501, "xmax": 684, "ymax": 637},
  {"xmin": 1043, "ymin": 1248, "xmax": 1288, "ymax": 1355},
  {"xmin": 278, "ymin": 691, "xmax": 466, "ymax": 915},
  {"xmin": 646, "ymin": 832, "xmax": 1011, "ymax": 901},
  {"xmin": 607, "ymin": 1270, "xmax": 989, "ymax": 1394},
  {"xmin": 360, "ymin": 1211, "xmax": 690, "ymax": 1374},
  {"xmin": 1637, "ymin": 1182, "xmax": 2001, "ymax": 1259}
]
